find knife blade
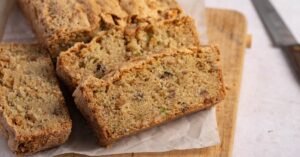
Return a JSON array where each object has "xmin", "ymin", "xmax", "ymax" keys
[
  {"xmin": 252, "ymin": 0, "xmax": 298, "ymax": 46},
  {"xmin": 252, "ymin": 0, "xmax": 300, "ymax": 82}
]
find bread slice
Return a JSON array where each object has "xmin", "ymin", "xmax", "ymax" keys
[
  {"xmin": 57, "ymin": 17, "xmax": 200, "ymax": 91},
  {"xmin": 18, "ymin": 0, "xmax": 182, "ymax": 59},
  {"xmin": 0, "ymin": 44, "xmax": 72, "ymax": 154},
  {"xmin": 73, "ymin": 46, "xmax": 226, "ymax": 146}
]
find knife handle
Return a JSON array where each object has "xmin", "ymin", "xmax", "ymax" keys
[{"xmin": 282, "ymin": 44, "xmax": 300, "ymax": 82}]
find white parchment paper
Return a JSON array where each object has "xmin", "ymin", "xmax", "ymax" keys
[{"xmin": 0, "ymin": 1, "xmax": 220, "ymax": 156}]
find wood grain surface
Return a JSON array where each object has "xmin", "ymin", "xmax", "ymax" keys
[{"xmin": 57, "ymin": 8, "xmax": 248, "ymax": 157}]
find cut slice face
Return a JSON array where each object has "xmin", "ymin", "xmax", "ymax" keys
[
  {"xmin": 0, "ymin": 44, "xmax": 72, "ymax": 155},
  {"xmin": 73, "ymin": 46, "xmax": 225, "ymax": 146},
  {"xmin": 57, "ymin": 17, "xmax": 200, "ymax": 91}
]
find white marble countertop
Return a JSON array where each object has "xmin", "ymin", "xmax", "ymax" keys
[{"xmin": 206, "ymin": 0, "xmax": 300, "ymax": 157}]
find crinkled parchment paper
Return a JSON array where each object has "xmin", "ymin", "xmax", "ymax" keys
[{"xmin": 0, "ymin": 1, "xmax": 220, "ymax": 156}]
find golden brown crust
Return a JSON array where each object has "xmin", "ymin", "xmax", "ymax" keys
[
  {"xmin": 73, "ymin": 46, "xmax": 225, "ymax": 146},
  {"xmin": 72, "ymin": 80, "xmax": 112, "ymax": 146},
  {"xmin": 0, "ymin": 116, "xmax": 71, "ymax": 155},
  {"xmin": 18, "ymin": 0, "xmax": 101, "ymax": 57},
  {"xmin": 18, "ymin": 0, "xmax": 183, "ymax": 59},
  {"xmin": 56, "ymin": 42, "xmax": 88, "ymax": 91},
  {"xmin": 0, "ymin": 44, "xmax": 72, "ymax": 155}
]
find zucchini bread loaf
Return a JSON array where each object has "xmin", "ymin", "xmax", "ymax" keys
[
  {"xmin": 57, "ymin": 17, "xmax": 200, "ymax": 91},
  {"xmin": 73, "ymin": 46, "xmax": 226, "ymax": 146},
  {"xmin": 18, "ymin": 0, "xmax": 182, "ymax": 59},
  {"xmin": 0, "ymin": 44, "xmax": 72, "ymax": 154}
]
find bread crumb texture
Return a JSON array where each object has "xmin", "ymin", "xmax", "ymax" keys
[
  {"xmin": 73, "ymin": 46, "xmax": 226, "ymax": 146},
  {"xmin": 18, "ymin": 0, "xmax": 182, "ymax": 59},
  {"xmin": 57, "ymin": 17, "xmax": 200, "ymax": 91},
  {"xmin": 0, "ymin": 44, "xmax": 72, "ymax": 155}
]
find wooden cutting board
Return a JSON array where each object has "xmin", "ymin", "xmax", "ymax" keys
[{"xmin": 59, "ymin": 8, "xmax": 249, "ymax": 157}]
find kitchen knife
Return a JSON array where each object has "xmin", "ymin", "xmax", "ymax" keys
[{"xmin": 252, "ymin": 0, "xmax": 300, "ymax": 82}]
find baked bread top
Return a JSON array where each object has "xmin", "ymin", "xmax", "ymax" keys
[
  {"xmin": 0, "ymin": 44, "xmax": 72, "ymax": 154},
  {"xmin": 18, "ymin": 0, "xmax": 182, "ymax": 59}
]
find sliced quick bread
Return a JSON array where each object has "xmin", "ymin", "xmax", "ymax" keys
[
  {"xmin": 73, "ymin": 46, "xmax": 225, "ymax": 146},
  {"xmin": 0, "ymin": 44, "xmax": 72, "ymax": 154},
  {"xmin": 57, "ymin": 17, "xmax": 200, "ymax": 91}
]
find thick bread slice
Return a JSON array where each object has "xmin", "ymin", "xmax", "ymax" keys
[
  {"xmin": 57, "ymin": 17, "xmax": 200, "ymax": 91},
  {"xmin": 18, "ymin": 0, "xmax": 182, "ymax": 59},
  {"xmin": 0, "ymin": 44, "xmax": 72, "ymax": 155},
  {"xmin": 73, "ymin": 46, "xmax": 226, "ymax": 146}
]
